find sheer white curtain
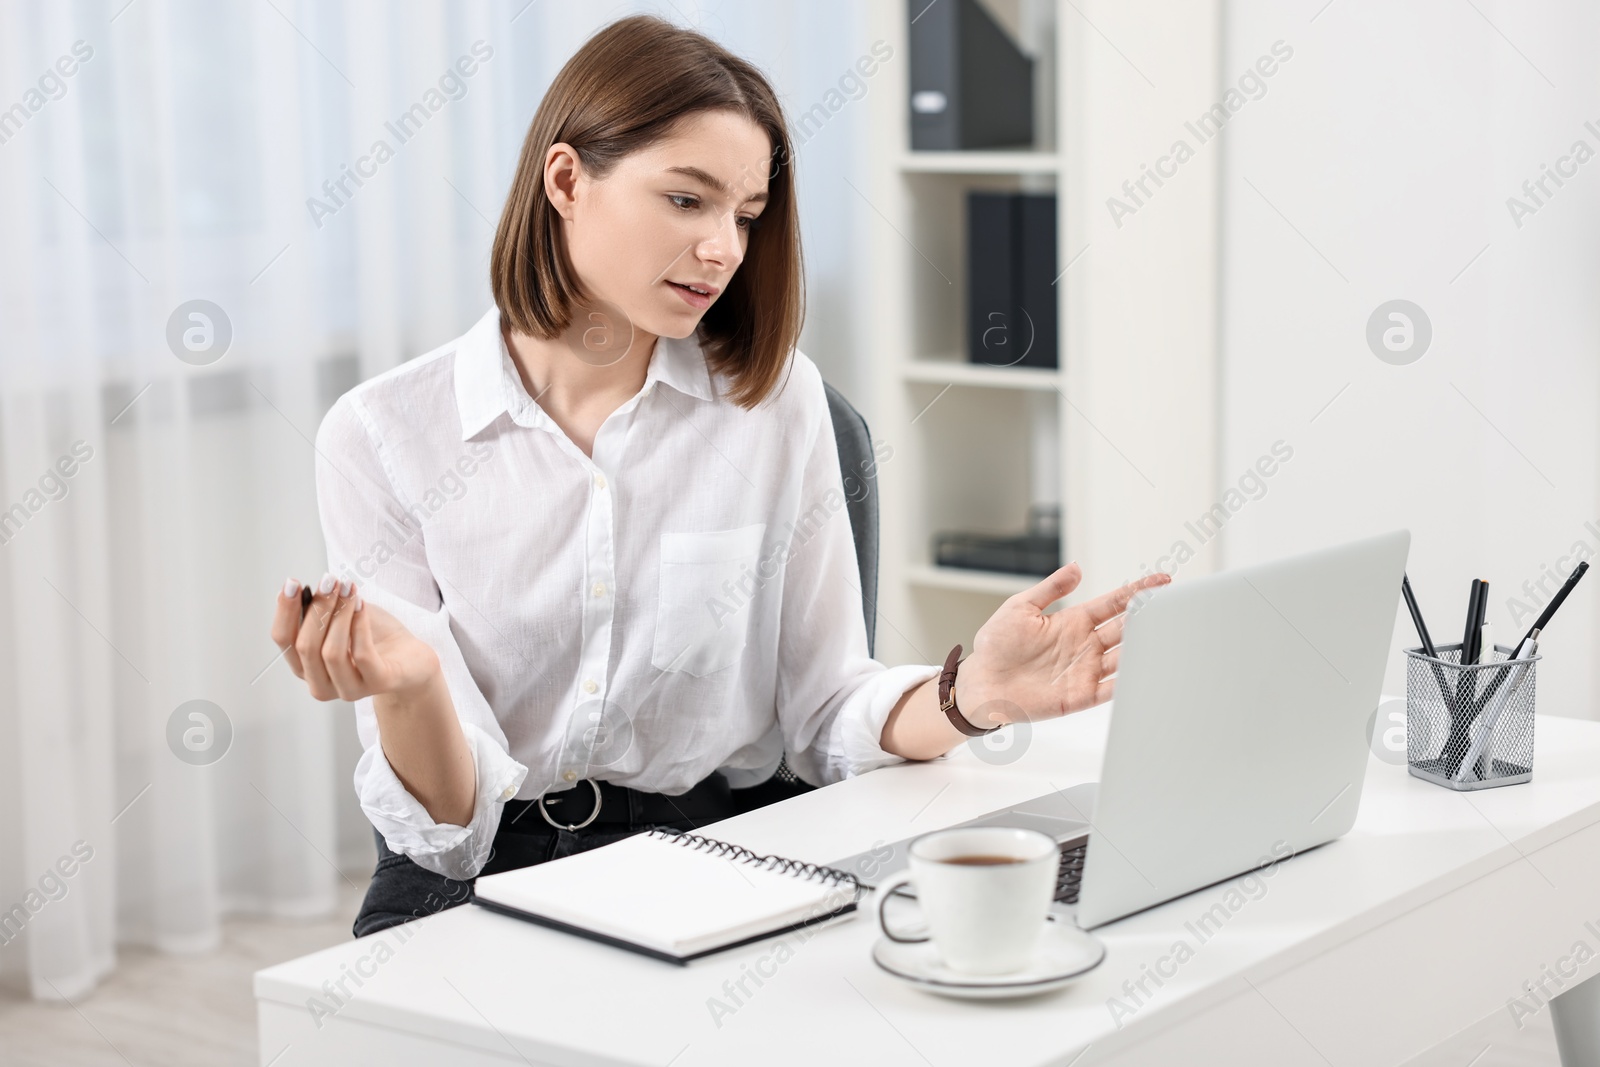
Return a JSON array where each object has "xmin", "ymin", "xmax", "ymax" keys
[{"xmin": 0, "ymin": 0, "xmax": 871, "ymax": 1000}]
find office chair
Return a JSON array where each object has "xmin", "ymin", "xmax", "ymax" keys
[
  {"xmin": 728, "ymin": 380, "xmax": 880, "ymax": 811},
  {"xmin": 825, "ymin": 380, "xmax": 881, "ymax": 655}
]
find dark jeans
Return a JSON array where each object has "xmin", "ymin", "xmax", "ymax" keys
[{"xmin": 352, "ymin": 770, "xmax": 815, "ymax": 938}]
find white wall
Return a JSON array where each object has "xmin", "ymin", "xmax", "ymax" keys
[
  {"xmin": 1221, "ymin": 0, "xmax": 1600, "ymax": 713},
  {"xmin": 1062, "ymin": 0, "xmax": 1222, "ymax": 601}
]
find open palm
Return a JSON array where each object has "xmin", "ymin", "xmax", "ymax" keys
[{"xmin": 957, "ymin": 564, "xmax": 1172, "ymax": 728}]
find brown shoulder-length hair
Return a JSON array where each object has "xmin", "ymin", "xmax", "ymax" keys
[{"xmin": 490, "ymin": 15, "xmax": 803, "ymax": 409}]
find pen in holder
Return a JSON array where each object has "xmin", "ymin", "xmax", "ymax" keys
[{"xmin": 1405, "ymin": 643, "xmax": 1539, "ymax": 790}]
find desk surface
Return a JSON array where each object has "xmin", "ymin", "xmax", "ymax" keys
[{"xmin": 256, "ymin": 707, "xmax": 1600, "ymax": 1067}]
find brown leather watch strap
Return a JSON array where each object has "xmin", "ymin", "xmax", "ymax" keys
[{"xmin": 939, "ymin": 644, "xmax": 1001, "ymax": 737}]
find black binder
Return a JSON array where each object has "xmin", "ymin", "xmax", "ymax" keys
[
  {"xmin": 909, "ymin": 0, "xmax": 1035, "ymax": 151},
  {"xmin": 967, "ymin": 191, "xmax": 1058, "ymax": 368}
]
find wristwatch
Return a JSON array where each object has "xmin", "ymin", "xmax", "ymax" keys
[{"xmin": 939, "ymin": 644, "xmax": 1003, "ymax": 737}]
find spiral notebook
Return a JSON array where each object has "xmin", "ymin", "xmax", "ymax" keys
[{"xmin": 470, "ymin": 829, "xmax": 863, "ymax": 964}]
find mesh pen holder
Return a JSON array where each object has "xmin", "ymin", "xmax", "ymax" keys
[{"xmin": 1405, "ymin": 643, "xmax": 1539, "ymax": 791}]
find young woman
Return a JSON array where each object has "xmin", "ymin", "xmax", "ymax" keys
[{"xmin": 268, "ymin": 15, "xmax": 1169, "ymax": 937}]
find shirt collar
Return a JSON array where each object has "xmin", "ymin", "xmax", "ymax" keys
[
  {"xmin": 645, "ymin": 330, "xmax": 716, "ymax": 404},
  {"xmin": 454, "ymin": 307, "xmax": 514, "ymax": 441},
  {"xmin": 454, "ymin": 307, "xmax": 715, "ymax": 441}
]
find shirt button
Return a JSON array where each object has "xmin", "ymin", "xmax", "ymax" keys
[
  {"xmin": 594, "ymin": 474, "xmax": 607, "ymax": 490},
  {"xmin": 592, "ymin": 581, "xmax": 607, "ymax": 597},
  {"xmin": 583, "ymin": 679, "xmax": 598, "ymax": 694},
  {"xmin": 500, "ymin": 786, "xmax": 515, "ymax": 800},
  {"xmin": 562, "ymin": 769, "xmax": 577, "ymax": 782}
]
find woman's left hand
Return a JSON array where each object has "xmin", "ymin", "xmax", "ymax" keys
[{"xmin": 952, "ymin": 563, "xmax": 1172, "ymax": 729}]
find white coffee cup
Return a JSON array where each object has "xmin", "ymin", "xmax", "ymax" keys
[{"xmin": 873, "ymin": 826, "xmax": 1058, "ymax": 975}]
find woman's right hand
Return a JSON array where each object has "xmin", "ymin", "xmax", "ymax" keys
[{"xmin": 270, "ymin": 574, "xmax": 441, "ymax": 702}]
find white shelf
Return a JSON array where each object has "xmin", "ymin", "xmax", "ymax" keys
[
  {"xmin": 907, "ymin": 564, "xmax": 1038, "ymax": 596},
  {"xmin": 903, "ymin": 360, "xmax": 1063, "ymax": 391},
  {"xmin": 864, "ymin": 0, "xmax": 1220, "ymax": 670},
  {"xmin": 898, "ymin": 151, "xmax": 1060, "ymax": 175}
]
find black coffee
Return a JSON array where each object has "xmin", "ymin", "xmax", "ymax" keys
[{"xmin": 944, "ymin": 854, "xmax": 1023, "ymax": 866}]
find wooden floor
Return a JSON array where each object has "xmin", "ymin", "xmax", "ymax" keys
[
  {"xmin": 0, "ymin": 880, "xmax": 366, "ymax": 1067},
  {"xmin": 0, "ymin": 878, "xmax": 1568, "ymax": 1066}
]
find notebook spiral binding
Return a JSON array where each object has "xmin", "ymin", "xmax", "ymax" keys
[{"xmin": 647, "ymin": 829, "xmax": 864, "ymax": 900}]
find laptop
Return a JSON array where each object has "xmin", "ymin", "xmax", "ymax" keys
[{"xmin": 833, "ymin": 529, "xmax": 1410, "ymax": 929}]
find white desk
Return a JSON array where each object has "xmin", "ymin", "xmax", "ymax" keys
[{"xmin": 256, "ymin": 707, "xmax": 1600, "ymax": 1066}]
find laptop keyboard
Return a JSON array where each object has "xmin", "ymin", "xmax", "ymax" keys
[{"xmin": 1055, "ymin": 839, "xmax": 1088, "ymax": 904}]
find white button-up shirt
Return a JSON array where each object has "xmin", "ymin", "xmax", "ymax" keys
[{"xmin": 315, "ymin": 307, "xmax": 939, "ymax": 880}]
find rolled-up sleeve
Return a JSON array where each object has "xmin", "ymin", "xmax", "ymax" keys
[
  {"xmin": 315, "ymin": 394, "xmax": 527, "ymax": 881},
  {"xmin": 774, "ymin": 381, "xmax": 941, "ymax": 786}
]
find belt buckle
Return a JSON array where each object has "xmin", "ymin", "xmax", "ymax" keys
[{"xmin": 539, "ymin": 779, "xmax": 603, "ymax": 831}]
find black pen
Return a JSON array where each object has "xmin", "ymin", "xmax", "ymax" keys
[
  {"xmin": 1401, "ymin": 574, "xmax": 1437, "ymax": 655},
  {"xmin": 1513, "ymin": 560, "xmax": 1589, "ymax": 657},
  {"xmin": 1475, "ymin": 581, "xmax": 1490, "ymax": 660},
  {"xmin": 1458, "ymin": 579, "xmax": 1480, "ymax": 664},
  {"xmin": 1467, "ymin": 579, "xmax": 1488, "ymax": 667},
  {"xmin": 1445, "ymin": 579, "xmax": 1485, "ymax": 775},
  {"xmin": 1402, "ymin": 573, "xmax": 1457, "ymax": 717},
  {"xmin": 1477, "ymin": 560, "xmax": 1590, "ymax": 709},
  {"xmin": 1457, "ymin": 578, "xmax": 1483, "ymax": 688}
]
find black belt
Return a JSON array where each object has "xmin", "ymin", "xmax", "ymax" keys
[{"xmin": 500, "ymin": 773, "xmax": 734, "ymax": 834}]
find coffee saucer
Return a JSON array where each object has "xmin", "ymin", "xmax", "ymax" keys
[{"xmin": 870, "ymin": 919, "xmax": 1106, "ymax": 999}]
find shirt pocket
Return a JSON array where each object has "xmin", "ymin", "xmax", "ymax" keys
[{"xmin": 652, "ymin": 523, "xmax": 767, "ymax": 677}]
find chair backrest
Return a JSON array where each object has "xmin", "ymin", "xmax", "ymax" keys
[{"xmin": 822, "ymin": 382, "xmax": 879, "ymax": 657}]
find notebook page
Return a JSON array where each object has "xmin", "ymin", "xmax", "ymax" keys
[{"xmin": 474, "ymin": 833, "xmax": 854, "ymax": 957}]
